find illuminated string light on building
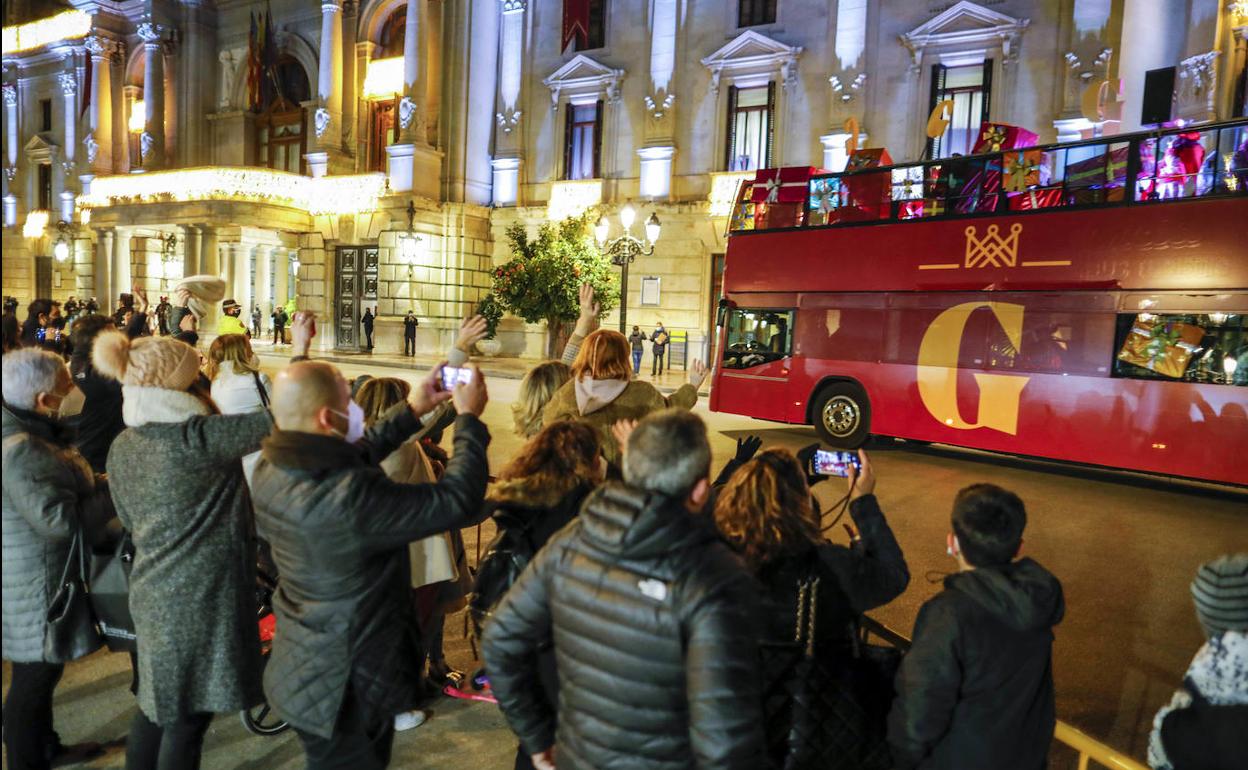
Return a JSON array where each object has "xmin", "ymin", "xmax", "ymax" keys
[
  {"xmin": 546, "ymin": 180, "xmax": 603, "ymax": 221},
  {"xmin": 1, "ymin": 11, "xmax": 93, "ymax": 55},
  {"xmin": 362, "ymin": 57, "xmax": 404, "ymax": 99},
  {"xmin": 22, "ymin": 210, "xmax": 50, "ymax": 238},
  {"xmin": 708, "ymin": 172, "xmax": 754, "ymax": 217},
  {"xmin": 128, "ymin": 100, "xmax": 146, "ymax": 133},
  {"xmin": 78, "ymin": 168, "xmax": 388, "ymax": 216}
]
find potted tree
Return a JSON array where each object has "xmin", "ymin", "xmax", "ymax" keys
[
  {"xmin": 474, "ymin": 293, "xmax": 504, "ymax": 356},
  {"xmin": 493, "ymin": 212, "xmax": 618, "ymax": 358}
]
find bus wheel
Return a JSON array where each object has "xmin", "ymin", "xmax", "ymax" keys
[{"xmin": 813, "ymin": 383, "xmax": 871, "ymax": 448}]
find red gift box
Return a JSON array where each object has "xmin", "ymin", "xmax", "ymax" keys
[
  {"xmin": 973, "ymin": 122, "xmax": 1039, "ymax": 154},
  {"xmin": 1007, "ymin": 187, "xmax": 1063, "ymax": 210},
  {"xmin": 752, "ymin": 166, "xmax": 824, "ymax": 204},
  {"xmin": 752, "ymin": 201, "xmax": 805, "ymax": 229},
  {"xmin": 845, "ymin": 148, "xmax": 893, "ymax": 172}
]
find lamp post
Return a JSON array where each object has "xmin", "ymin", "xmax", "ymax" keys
[
  {"xmin": 157, "ymin": 231, "xmax": 179, "ymax": 290},
  {"xmin": 52, "ymin": 219, "xmax": 75, "ymax": 264},
  {"xmin": 595, "ymin": 204, "xmax": 661, "ymax": 333},
  {"xmin": 395, "ymin": 199, "xmax": 426, "ymax": 312}
]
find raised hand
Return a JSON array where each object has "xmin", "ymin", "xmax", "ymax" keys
[
  {"xmin": 688, "ymin": 359, "xmax": 708, "ymax": 390},
  {"xmin": 290, "ymin": 311, "xmax": 317, "ymax": 356},
  {"xmin": 410, "ymin": 363, "xmax": 454, "ymax": 416},
  {"xmin": 456, "ymin": 314, "xmax": 489, "ymax": 353},
  {"xmin": 451, "ymin": 363, "xmax": 488, "ymax": 416},
  {"xmin": 846, "ymin": 450, "xmax": 875, "ymax": 500}
]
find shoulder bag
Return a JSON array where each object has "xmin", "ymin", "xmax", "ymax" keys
[
  {"xmin": 252, "ymin": 371, "xmax": 271, "ymax": 412},
  {"xmin": 44, "ymin": 530, "xmax": 103, "ymax": 663},
  {"xmin": 89, "ymin": 531, "xmax": 137, "ymax": 653}
]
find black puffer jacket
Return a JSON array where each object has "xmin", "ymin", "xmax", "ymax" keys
[
  {"xmin": 887, "ymin": 558, "xmax": 1065, "ymax": 770},
  {"xmin": 250, "ymin": 406, "xmax": 490, "ymax": 739},
  {"xmin": 483, "ymin": 483, "xmax": 765, "ymax": 770}
]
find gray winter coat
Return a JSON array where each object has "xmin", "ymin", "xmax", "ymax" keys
[
  {"xmin": 106, "ymin": 387, "xmax": 273, "ymax": 724},
  {"xmin": 251, "ymin": 406, "xmax": 491, "ymax": 738},
  {"xmin": 2, "ymin": 405, "xmax": 116, "ymax": 663}
]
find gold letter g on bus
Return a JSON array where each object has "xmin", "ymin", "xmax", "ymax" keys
[{"xmin": 916, "ymin": 302, "xmax": 1030, "ymax": 435}]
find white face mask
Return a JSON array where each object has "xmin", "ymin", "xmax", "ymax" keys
[{"xmin": 331, "ymin": 400, "xmax": 366, "ymax": 443}]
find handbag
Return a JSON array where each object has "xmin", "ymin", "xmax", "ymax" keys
[
  {"xmin": 44, "ymin": 531, "xmax": 103, "ymax": 663},
  {"xmin": 760, "ymin": 572, "xmax": 898, "ymax": 770},
  {"xmin": 251, "ymin": 371, "xmax": 271, "ymax": 411},
  {"xmin": 89, "ymin": 530, "xmax": 137, "ymax": 653}
]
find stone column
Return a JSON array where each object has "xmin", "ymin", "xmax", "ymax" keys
[
  {"xmin": 1117, "ymin": 0, "xmax": 1186, "ymax": 131},
  {"xmin": 58, "ymin": 69, "xmax": 78, "ymax": 174},
  {"xmin": 2, "ymin": 82, "xmax": 16, "ymax": 225},
  {"xmin": 398, "ymin": 0, "xmax": 426, "ymax": 144},
  {"xmin": 313, "ymin": 0, "xmax": 344, "ymax": 158},
  {"xmin": 83, "ymin": 36, "xmax": 118, "ymax": 177},
  {"xmin": 274, "ymin": 248, "xmax": 290, "ymax": 308},
  {"xmin": 95, "ymin": 228, "xmax": 114, "ymax": 308},
  {"xmin": 179, "ymin": 224, "xmax": 200, "ymax": 275},
  {"xmin": 638, "ymin": 0, "xmax": 677, "ymax": 199},
  {"xmin": 492, "ymin": 0, "xmax": 525, "ymax": 205},
  {"xmin": 138, "ymin": 23, "xmax": 167, "ymax": 169},
  {"xmin": 255, "ymin": 245, "xmax": 273, "ymax": 325},
  {"xmin": 111, "ymin": 229, "xmax": 132, "ymax": 304}
]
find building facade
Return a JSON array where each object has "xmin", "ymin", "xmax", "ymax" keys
[{"xmin": 4, "ymin": 0, "xmax": 1247, "ymax": 357}]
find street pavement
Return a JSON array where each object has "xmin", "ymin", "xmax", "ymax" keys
[{"xmin": 4, "ymin": 352, "xmax": 1245, "ymax": 768}]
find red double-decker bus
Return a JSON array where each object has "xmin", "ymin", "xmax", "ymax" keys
[{"xmin": 709, "ymin": 119, "xmax": 1248, "ymax": 486}]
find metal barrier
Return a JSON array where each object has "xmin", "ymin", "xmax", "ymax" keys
[
  {"xmin": 666, "ymin": 330, "xmax": 689, "ymax": 370},
  {"xmin": 858, "ymin": 616, "xmax": 1149, "ymax": 770}
]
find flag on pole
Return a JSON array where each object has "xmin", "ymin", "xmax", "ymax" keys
[
  {"xmin": 79, "ymin": 49, "xmax": 92, "ymax": 120},
  {"xmin": 261, "ymin": 5, "xmax": 278, "ymax": 107},
  {"xmin": 561, "ymin": 0, "xmax": 589, "ymax": 52},
  {"xmin": 246, "ymin": 12, "xmax": 261, "ymax": 111}
]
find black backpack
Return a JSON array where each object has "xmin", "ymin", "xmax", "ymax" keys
[{"xmin": 468, "ymin": 509, "xmax": 538, "ymax": 637}]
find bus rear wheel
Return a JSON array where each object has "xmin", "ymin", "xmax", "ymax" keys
[{"xmin": 813, "ymin": 382, "xmax": 871, "ymax": 449}]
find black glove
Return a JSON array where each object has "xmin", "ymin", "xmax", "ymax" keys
[
  {"xmin": 795, "ymin": 442, "xmax": 825, "ymax": 487},
  {"xmin": 734, "ymin": 435, "xmax": 763, "ymax": 464}
]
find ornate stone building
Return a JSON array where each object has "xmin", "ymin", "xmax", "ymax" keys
[{"xmin": 4, "ymin": 0, "xmax": 1246, "ymax": 357}]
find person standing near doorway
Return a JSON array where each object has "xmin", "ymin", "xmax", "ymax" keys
[
  {"xmin": 651, "ymin": 322, "xmax": 669, "ymax": 377},
  {"xmin": 403, "ymin": 311, "xmax": 418, "ymax": 356},
  {"xmin": 251, "ymin": 306, "xmax": 262, "ymax": 337},
  {"xmin": 628, "ymin": 325, "xmax": 645, "ymax": 375},
  {"xmin": 155, "ymin": 296, "xmax": 172, "ymax": 336},
  {"xmin": 361, "ymin": 307, "xmax": 376, "ymax": 351},
  {"xmin": 272, "ymin": 306, "xmax": 288, "ymax": 346}
]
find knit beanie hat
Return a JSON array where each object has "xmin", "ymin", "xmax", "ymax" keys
[
  {"xmin": 174, "ymin": 275, "xmax": 226, "ymax": 321},
  {"xmin": 1191, "ymin": 553, "xmax": 1248, "ymax": 639},
  {"xmin": 92, "ymin": 330, "xmax": 201, "ymax": 391}
]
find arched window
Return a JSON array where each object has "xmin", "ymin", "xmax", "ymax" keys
[
  {"xmin": 256, "ymin": 55, "xmax": 311, "ymax": 174},
  {"xmin": 378, "ymin": 8, "xmax": 406, "ymax": 58}
]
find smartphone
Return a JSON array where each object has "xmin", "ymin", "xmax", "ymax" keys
[
  {"xmin": 813, "ymin": 449, "xmax": 861, "ymax": 478},
  {"xmin": 440, "ymin": 366, "xmax": 473, "ymax": 391}
]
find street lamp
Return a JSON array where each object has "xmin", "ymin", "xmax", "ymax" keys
[
  {"xmin": 595, "ymin": 204, "xmax": 661, "ymax": 333},
  {"xmin": 158, "ymin": 231, "xmax": 179, "ymax": 289},
  {"xmin": 52, "ymin": 219, "xmax": 75, "ymax": 263},
  {"xmin": 395, "ymin": 200, "xmax": 427, "ymax": 315}
]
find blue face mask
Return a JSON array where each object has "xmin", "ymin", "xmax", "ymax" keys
[{"xmin": 330, "ymin": 400, "xmax": 365, "ymax": 443}]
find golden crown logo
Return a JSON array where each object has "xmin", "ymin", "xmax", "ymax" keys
[{"xmin": 964, "ymin": 223, "xmax": 1022, "ymax": 268}]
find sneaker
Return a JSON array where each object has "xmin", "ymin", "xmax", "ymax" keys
[{"xmin": 394, "ymin": 710, "xmax": 428, "ymax": 732}]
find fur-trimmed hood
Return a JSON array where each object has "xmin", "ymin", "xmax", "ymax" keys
[{"xmin": 122, "ymin": 385, "xmax": 211, "ymax": 427}]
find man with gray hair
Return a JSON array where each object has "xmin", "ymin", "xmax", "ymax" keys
[
  {"xmin": 3, "ymin": 348, "xmax": 114, "ymax": 768},
  {"xmin": 483, "ymin": 409, "xmax": 764, "ymax": 770}
]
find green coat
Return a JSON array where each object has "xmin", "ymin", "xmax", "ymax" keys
[{"xmin": 542, "ymin": 379, "xmax": 698, "ymax": 468}]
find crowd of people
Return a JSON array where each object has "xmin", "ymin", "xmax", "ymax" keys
[{"xmin": 2, "ymin": 282, "xmax": 1244, "ymax": 770}]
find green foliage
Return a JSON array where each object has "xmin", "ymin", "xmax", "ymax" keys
[
  {"xmin": 492, "ymin": 212, "xmax": 619, "ymax": 327},
  {"xmin": 476, "ymin": 293, "xmax": 504, "ymax": 340}
]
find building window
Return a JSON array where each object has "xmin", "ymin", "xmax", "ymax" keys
[
  {"xmin": 725, "ymin": 83, "xmax": 774, "ymax": 172},
  {"xmin": 378, "ymin": 8, "xmax": 406, "ymax": 59},
  {"xmin": 928, "ymin": 60, "xmax": 993, "ymax": 158},
  {"xmin": 563, "ymin": 101, "xmax": 601, "ymax": 180},
  {"xmin": 37, "ymin": 163, "xmax": 52, "ymax": 210},
  {"xmin": 255, "ymin": 57, "xmax": 310, "ymax": 174},
  {"xmin": 575, "ymin": 0, "xmax": 607, "ymax": 51},
  {"xmin": 739, "ymin": 0, "xmax": 777, "ymax": 28},
  {"xmin": 40, "ymin": 99, "xmax": 52, "ymax": 132},
  {"xmin": 369, "ymin": 98, "xmax": 397, "ymax": 172}
]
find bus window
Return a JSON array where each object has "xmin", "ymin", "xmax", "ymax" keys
[
  {"xmin": 1112, "ymin": 313, "xmax": 1246, "ymax": 385},
  {"xmin": 986, "ymin": 310, "xmax": 1115, "ymax": 376},
  {"xmin": 722, "ymin": 308, "xmax": 794, "ymax": 369}
]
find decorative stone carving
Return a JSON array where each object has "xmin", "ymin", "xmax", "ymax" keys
[
  {"xmin": 58, "ymin": 71, "xmax": 77, "ymax": 97},
  {"xmin": 1176, "ymin": 50, "xmax": 1220, "ymax": 120},
  {"xmin": 83, "ymin": 132, "xmax": 98, "ymax": 163},
  {"xmin": 219, "ymin": 50, "xmax": 239, "ymax": 110},
  {"xmin": 398, "ymin": 96, "xmax": 417, "ymax": 129},
  {"xmin": 4, "ymin": 166, "xmax": 15, "ymax": 182},
  {"xmin": 899, "ymin": 3, "xmax": 1030, "ymax": 72},
  {"xmin": 496, "ymin": 107, "xmax": 522, "ymax": 133},
  {"xmin": 829, "ymin": 72, "xmax": 866, "ymax": 102},
  {"xmin": 137, "ymin": 22, "xmax": 164, "ymax": 45},
  {"xmin": 501, "ymin": 0, "xmax": 526, "ymax": 12},
  {"xmin": 140, "ymin": 131, "xmax": 155, "ymax": 159},
  {"xmin": 84, "ymin": 35, "xmax": 122, "ymax": 61},
  {"xmin": 314, "ymin": 107, "xmax": 332, "ymax": 137},
  {"xmin": 2, "ymin": 83, "xmax": 16, "ymax": 108},
  {"xmin": 542, "ymin": 55, "xmax": 625, "ymax": 110},
  {"xmin": 701, "ymin": 30, "xmax": 803, "ymax": 97},
  {"xmin": 644, "ymin": 90, "xmax": 675, "ymax": 120}
]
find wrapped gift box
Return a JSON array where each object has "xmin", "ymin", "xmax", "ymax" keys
[
  {"xmin": 843, "ymin": 171, "xmax": 890, "ymax": 220},
  {"xmin": 752, "ymin": 166, "xmax": 824, "ymax": 204},
  {"xmin": 1116, "ymin": 318, "xmax": 1205, "ymax": 379},
  {"xmin": 1006, "ymin": 187, "xmax": 1063, "ymax": 210},
  {"xmin": 807, "ymin": 177, "xmax": 844, "ymax": 226},
  {"xmin": 973, "ymin": 122, "xmax": 1039, "ymax": 154},
  {"xmin": 1003, "ymin": 149, "xmax": 1043, "ymax": 192},
  {"xmin": 845, "ymin": 147, "xmax": 893, "ymax": 172},
  {"xmin": 753, "ymin": 201, "xmax": 805, "ymax": 229}
]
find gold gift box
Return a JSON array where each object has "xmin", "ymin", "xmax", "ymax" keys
[{"xmin": 1117, "ymin": 319, "xmax": 1205, "ymax": 379}]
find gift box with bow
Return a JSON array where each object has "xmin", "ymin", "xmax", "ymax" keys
[
  {"xmin": 1116, "ymin": 318, "xmax": 1205, "ymax": 379},
  {"xmin": 972, "ymin": 122, "xmax": 1039, "ymax": 154},
  {"xmin": 807, "ymin": 177, "xmax": 844, "ymax": 225},
  {"xmin": 1003, "ymin": 150, "xmax": 1043, "ymax": 192},
  {"xmin": 845, "ymin": 148, "xmax": 893, "ymax": 172},
  {"xmin": 752, "ymin": 166, "xmax": 824, "ymax": 204}
]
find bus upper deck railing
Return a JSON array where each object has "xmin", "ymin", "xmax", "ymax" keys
[
  {"xmin": 728, "ymin": 118, "xmax": 1248, "ymax": 233},
  {"xmin": 857, "ymin": 616, "xmax": 1149, "ymax": 770}
]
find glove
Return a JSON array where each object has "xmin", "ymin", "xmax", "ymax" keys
[{"xmin": 734, "ymin": 435, "xmax": 763, "ymax": 464}]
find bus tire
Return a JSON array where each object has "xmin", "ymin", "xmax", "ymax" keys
[{"xmin": 812, "ymin": 382, "xmax": 871, "ymax": 449}]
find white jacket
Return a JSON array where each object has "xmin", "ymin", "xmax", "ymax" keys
[{"xmin": 210, "ymin": 367, "xmax": 271, "ymax": 484}]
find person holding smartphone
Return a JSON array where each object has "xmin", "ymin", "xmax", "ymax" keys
[{"xmin": 712, "ymin": 447, "xmax": 910, "ymax": 768}]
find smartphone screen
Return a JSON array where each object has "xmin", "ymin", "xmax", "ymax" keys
[
  {"xmin": 813, "ymin": 449, "xmax": 860, "ymax": 478},
  {"xmin": 440, "ymin": 366, "xmax": 472, "ymax": 391}
]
